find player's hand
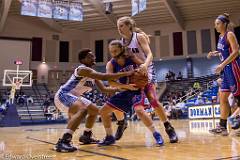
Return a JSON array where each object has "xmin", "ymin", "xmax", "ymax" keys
[
  {"xmin": 125, "ymin": 70, "xmax": 135, "ymax": 76},
  {"xmin": 139, "ymin": 64, "xmax": 148, "ymax": 76},
  {"xmin": 124, "ymin": 84, "xmax": 138, "ymax": 91},
  {"xmin": 207, "ymin": 51, "xmax": 220, "ymax": 59},
  {"xmin": 215, "ymin": 64, "xmax": 224, "ymax": 74}
]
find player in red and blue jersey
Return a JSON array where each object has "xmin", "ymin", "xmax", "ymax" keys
[
  {"xmin": 98, "ymin": 40, "xmax": 164, "ymax": 146},
  {"xmin": 208, "ymin": 13, "xmax": 240, "ymax": 135}
]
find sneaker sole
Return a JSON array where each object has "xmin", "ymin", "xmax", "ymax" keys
[
  {"xmin": 53, "ymin": 147, "xmax": 76, "ymax": 153},
  {"xmin": 170, "ymin": 139, "xmax": 178, "ymax": 143}
]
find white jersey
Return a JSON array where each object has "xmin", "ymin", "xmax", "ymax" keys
[
  {"xmin": 122, "ymin": 32, "xmax": 157, "ymax": 83},
  {"xmin": 59, "ymin": 64, "xmax": 94, "ymax": 95}
]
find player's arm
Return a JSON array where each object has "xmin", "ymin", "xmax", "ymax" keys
[
  {"xmin": 222, "ymin": 32, "xmax": 239, "ymax": 66},
  {"xmin": 130, "ymin": 54, "xmax": 144, "ymax": 65},
  {"xmin": 106, "ymin": 61, "xmax": 138, "ymax": 91},
  {"xmin": 94, "ymin": 80, "xmax": 119, "ymax": 93},
  {"xmin": 137, "ymin": 33, "xmax": 153, "ymax": 69},
  {"xmin": 207, "ymin": 51, "xmax": 220, "ymax": 59},
  {"xmin": 215, "ymin": 32, "xmax": 239, "ymax": 74},
  {"xmin": 77, "ymin": 66, "xmax": 133, "ymax": 81}
]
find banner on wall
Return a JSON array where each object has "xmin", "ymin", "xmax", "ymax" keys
[
  {"xmin": 21, "ymin": 0, "xmax": 38, "ymax": 16},
  {"xmin": 37, "ymin": 0, "xmax": 53, "ymax": 18},
  {"xmin": 69, "ymin": 2, "xmax": 83, "ymax": 21},
  {"xmin": 20, "ymin": 0, "xmax": 83, "ymax": 21},
  {"xmin": 131, "ymin": 0, "xmax": 147, "ymax": 16},
  {"xmin": 188, "ymin": 104, "xmax": 220, "ymax": 119}
]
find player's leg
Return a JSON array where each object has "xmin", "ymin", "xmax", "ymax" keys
[
  {"xmin": 98, "ymin": 91, "xmax": 133, "ymax": 146},
  {"xmin": 227, "ymin": 69, "xmax": 240, "ymax": 129},
  {"xmin": 79, "ymin": 97, "xmax": 100, "ymax": 144},
  {"xmin": 98, "ymin": 104, "xmax": 116, "ymax": 146},
  {"xmin": 134, "ymin": 104, "xmax": 164, "ymax": 146},
  {"xmin": 210, "ymin": 91, "xmax": 230, "ymax": 136},
  {"xmin": 113, "ymin": 110, "xmax": 128, "ymax": 140},
  {"xmin": 55, "ymin": 99, "xmax": 87, "ymax": 152},
  {"xmin": 145, "ymin": 83, "xmax": 178, "ymax": 143}
]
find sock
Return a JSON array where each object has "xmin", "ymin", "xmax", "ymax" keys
[
  {"xmin": 163, "ymin": 121, "xmax": 171, "ymax": 129},
  {"xmin": 62, "ymin": 132, "xmax": 72, "ymax": 141},
  {"xmin": 220, "ymin": 119, "xmax": 227, "ymax": 129},
  {"xmin": 105, "ymin": 128, "xmax": 113, "ymax": 136},
  {"xmin": 65, "ymin": 129, "xmax": 74, "ymax": 135},
  {"xmin": 117, "ymin": 119, "xmax": 125, "ymax": 125},
  {"xmin": 147, "ymin": 124, "xmax": 157, "ymax": 133}
]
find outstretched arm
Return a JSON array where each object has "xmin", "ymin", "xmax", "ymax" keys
[
  {"xmin": 94, "ymin": 80, "xmax": 119, "ymax": 93},
  {"xmin": 77, "ymin": 67, "xmax": 133, "ymax": 81}
]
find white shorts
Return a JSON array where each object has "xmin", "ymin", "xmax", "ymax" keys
[{"xmin": 54, "ymin": 91, "xmax": 92, "ymax": 113}]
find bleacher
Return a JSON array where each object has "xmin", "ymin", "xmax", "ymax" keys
[
  {"xmin": 0, "ymin": 83, "xmax": 67, "ymax": 125},
  {"xmin": 160, "ymin": 74, "xmax": 219, "ymax": 119}
]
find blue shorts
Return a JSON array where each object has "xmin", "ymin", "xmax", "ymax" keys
[
  {"xmin": 221, "ymin": 62, "xmax": 240, "ymax": 97},
  {"xmin": 106, "ymin": 90, "xmax": 145, "ymax": 113}
]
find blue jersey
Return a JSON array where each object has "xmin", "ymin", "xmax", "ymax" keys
[
  {"xmin": 111, "ymin": 58, "xmax": 138, "ymax": 84},
  {"xmin": 217, "ymin": 31, "xmax": 240, "ymax": 64},
  {"xmin": 107, "ymin": 58, "xmax": 145, "ymax": 113},
  {"xmin": 217, "ymin": 32, "xmax": 240, "ymax": 96}
]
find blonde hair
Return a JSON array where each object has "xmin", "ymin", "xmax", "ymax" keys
[{"xmin": 117, "ymin": 16, "xmax": 150, "ymax": 43}]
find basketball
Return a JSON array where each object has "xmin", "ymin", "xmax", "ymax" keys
[{"xmin": 130, "ymin": 71, "xmax": 148, "ymax": 88}]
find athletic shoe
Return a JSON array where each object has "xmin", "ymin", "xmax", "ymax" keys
[
  {"xmin": 98, "ymin": 135, "xmax": 115, "ymax": 146},
  {"xmin": 115, "ymin": 120, "xmax": 128, "ymax": 140},
  {"xmin": 228, "ymin": 116, "xmax": 240, "ymax": 130},
  {"xmin": 165, "ymin": 126, "xmax": 178, "ymax": 143},
  {"xmin": 79, "ymin": 131, "xmax": 99, "ymax": 144},
  {"xmin": 54, "ymin": 138, "xmax": 77, "ymax": 152},
  {"xmin": 153, "ymin": 132, "xmax": 164, "ymax": 146},
  {"xmin": 209, "ymin": 126, "xmax": 228, "ymax": 136}
]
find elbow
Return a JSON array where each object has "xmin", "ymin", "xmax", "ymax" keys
[
  {"xmin": 149, "ymin": 54, "xmax": 153, "ymax": 61},
  {"xmin": 150, "ymin": 55, "xmax": 153, "ymax": 61}
]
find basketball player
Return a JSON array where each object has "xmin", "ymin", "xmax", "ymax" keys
[
  {"xmin": 114, "ymin": 16, "xmax": 178, "ymax": 143},
  {"xmin": 227, "ymin": 94, "xmax": 240, "ymax": 129},
  {"xmin": 215, "ymin": 78, "xmax": 239, "ymax": 129},
  {"xmin": 208, "ymin": 13, "xmax": 240, "ymax": 135},
  {"xmin": 54, "ymin": 49, "xmax": 134, "ymax": 152},
  {"xmin": 98, "ymin": 40, "xmax": 164, "ymax": 146}
]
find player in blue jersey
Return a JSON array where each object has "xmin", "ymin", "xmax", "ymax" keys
[
  {"xmin": 98, "ymin": 40, "xmax": 164, "ymax": 146},
  {"xmin": 113, "ymin": 16, "xmax": 178, "ymax": 143},
  {"xmin": 208, "ymin": 13, "xmax": 240, "ymax": 135},
  {"xmin": 54, "ymin": 48, "xmax": 134, "ymax": 152}
]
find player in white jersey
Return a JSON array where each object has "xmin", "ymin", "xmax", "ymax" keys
[
  {"xmin": 114, "ymin": 16, "xmax": 178, "ymax": 143},
  {"xmin": 54, "ymin": 49, "xmax": 134, "ymax": 152}
]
